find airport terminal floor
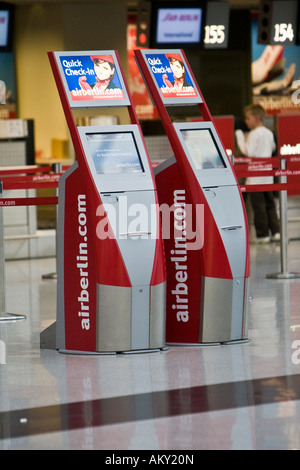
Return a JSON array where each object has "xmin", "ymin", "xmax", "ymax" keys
[{"xmin": 1, "ymin": 197, "xmax": 300, "ymax": 450}]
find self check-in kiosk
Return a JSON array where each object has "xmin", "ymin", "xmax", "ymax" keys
[
  {"xmin": 134, "ymin": 49, "xmax": 250, "ymax": 344},
  {"xmin": 48, "ymin": 50, "xmax": 166, "ymax": 353}
]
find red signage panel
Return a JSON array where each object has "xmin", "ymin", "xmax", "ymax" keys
[{"xmin": 277, "ymin": 113, "xmax": 300, "ymax": 195}]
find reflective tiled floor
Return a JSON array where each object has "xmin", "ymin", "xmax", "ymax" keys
[{"xmin": 1, "ymin": 197, "xmax": 300, "ymax": 450}]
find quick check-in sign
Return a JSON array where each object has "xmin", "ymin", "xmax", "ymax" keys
[
  {"xmin": 140, "ymin": 50, "xmax": 202, "ymax": 105},
  {"xmin": 54, "ymin": 50, "xmax": 130, "ymax": 108}
]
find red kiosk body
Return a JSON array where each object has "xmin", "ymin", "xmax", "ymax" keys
[
  {"xmin": 135, "ymin": 49, "xmax": 250, "ymax": 344},
  {"xmin": 49, "ymin": 50, "xmax": 166, "ymax": 353}
]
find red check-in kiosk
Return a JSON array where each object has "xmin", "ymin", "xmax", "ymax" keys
[
  {"xmin": 48, "ymin": 50, "xmax": 166, "ymax": 353},
  {"xmin": 135, "ymin": 49, "xmax": 250, "ymax": 344}
]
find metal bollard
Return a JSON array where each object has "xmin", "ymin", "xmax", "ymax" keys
[
  {"xmin": 0, "ymin": 181, "xmax": 26, "ymax": 322},
  {"xmin": 266, "ymin": 158, "xmax": 300, "ymax": 280},
  {"xmin": 42, "ymin": 163, "xmax": 61, "ymax": 280}
]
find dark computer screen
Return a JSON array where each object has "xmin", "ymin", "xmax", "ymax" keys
[
  {"xmin": 150, "ymin": 1, "xmax": 205, "ymax": 48},
  {"xmin": 181, "ymin": 128, "xmax": 226, "ymax": 169}
]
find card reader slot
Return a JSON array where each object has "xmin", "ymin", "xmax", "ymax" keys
[
  {"xmin": 221, "ymin": 225, "xmax": 242, "ymax": 231},
  {"xmin": 119, "ymin": 231, "xmax": 152, "ymax": 237}
]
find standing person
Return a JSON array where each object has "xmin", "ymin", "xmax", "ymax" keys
[{"xmin": 235, "ymin": 104, "xmax": 280, "ymax": 243}]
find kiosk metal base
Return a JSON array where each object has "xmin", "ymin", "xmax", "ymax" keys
[
  {"xmin": 167, "ymin": 339, "xmax": 251, "ymax": 347},
  {"xmin": 167, "ymin": 342, "xmax": 221, "ymax": 347},
  {"xmin": 222, "ymin": 338, "xmax": 251, "ymax": 345},
  {"xmin": 41, "ymin": 321, "xmax": 168, "ymax": 355},
  {"xmin": 0, "ymin": 313, "xmax": 26, "ymax": 322},
  {"xmin": 266, "ymin": 272, "xmax": 300, "ymax": 279},
  {"xmin": 58, "ymin": 349, "xmax": 116, "ymax": 356},
  {"xmin": 58, "ymin": 348, "xmax": 168, "ymax": 355}
]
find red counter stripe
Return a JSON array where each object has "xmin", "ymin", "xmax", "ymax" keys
[{"xmin": 0, "ymin": 197, "xmax": 58, "ymax": 206}]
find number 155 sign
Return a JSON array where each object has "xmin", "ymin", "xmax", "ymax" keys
[{"xmin": 203, "ymin": 1, "xmax": 229, "ymax": 49}]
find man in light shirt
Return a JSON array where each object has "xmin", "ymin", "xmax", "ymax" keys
[{"xmin": 235, "ymin": 104, "xmax": 280, "ymax": 244}]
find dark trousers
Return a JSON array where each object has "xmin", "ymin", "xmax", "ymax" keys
[{"xmin": 250, "ymin": 191, "xmax": 280, "ymax": 238}]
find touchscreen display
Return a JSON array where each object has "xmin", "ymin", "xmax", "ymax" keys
[
  {"xmin": 181, "ymin": 128, "xmax": 226, "ymax": 169},
  {"xmin": 86, "ymin": 132, "xmax": 144, "ymax": 174},
  {"xmin": 58, "ymin": 54, "xmax": 126, "ymax": 103}
]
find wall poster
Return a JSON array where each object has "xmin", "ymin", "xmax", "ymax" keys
[{"xmin": 251, "ymin": 15, "xmax": 300, "ymax": 115}]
